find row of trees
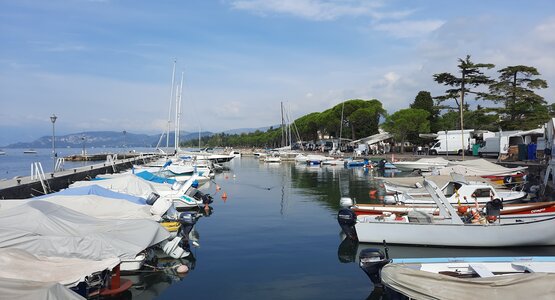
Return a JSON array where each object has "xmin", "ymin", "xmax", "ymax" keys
[{"xmin": 184, "ymin": 55, "xmax": 552, "ymax": 150}]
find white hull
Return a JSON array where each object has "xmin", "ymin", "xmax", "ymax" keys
[{"xmin": 354, "ymin": 216, "xmax": 555, "ymax": 247}]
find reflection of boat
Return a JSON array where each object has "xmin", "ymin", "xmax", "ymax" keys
[
  {"xmin": 23, "ymin": 149, "xmax": 37, "ymax": 154},
  {"xmin": 338, "ymin": 179, "xmax": 555, "ymax": 247}
]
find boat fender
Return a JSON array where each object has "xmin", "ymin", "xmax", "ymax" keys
[
  {"xmin": 359, "ymin": 248, "xmax": 391, "ymax": 285},
  {"xmin": 338, "ymin": 209, "xmax": 358, "ymax": 241},
  {"xmin": 503, "ymin": 175, "xmax": 513, "ymax": 185}
]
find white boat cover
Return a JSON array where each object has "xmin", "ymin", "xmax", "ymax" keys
[
  {"xmin": 0, "ymin": 277, "xmax": 84, "ymax": 300},
  {"xmin": 44, "ymin": 195, "xmax": 161, "ymax": 220},
  {"xmin": 0, "ymin": 248, "xmax": 119, "ymax": 287},
  {"xmin": 0, "ymin": 195, "xmax": 160, "ymax": 220},
  {"xmin": 0, "ymin": 201, "xmax": 169, "ymax": 260},
  {"xmin": 439, "ymin": 158, "xmax": 527, "ymax": 176},
  {"xmin": 70, "ymin": 174, "xmax": 172, "ymax": 198},
  {"xmin": 382, "ymin": 263, "xmax": 555, "ymax": 300}
]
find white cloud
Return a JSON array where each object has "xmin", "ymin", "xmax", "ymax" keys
[
  {"xmin": 229, "ymin": 0, "xmax": 411, "ymax": 21},
  {"xmin": 373, "ymin": 19, "xmax": 445, "ymax": 38}
]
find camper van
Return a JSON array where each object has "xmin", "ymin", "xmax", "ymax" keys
[{"xmin": 428, "ymin": 130, "xmax": 475, "ymax": 155}]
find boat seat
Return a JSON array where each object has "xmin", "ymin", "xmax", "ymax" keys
[
  {"xmin": 469, "ymin": 263, "xmax": 495, "ymax": 277},
  {"xmin": 511, "ymin": 263, "xmax": 555, "ymax": 273}
]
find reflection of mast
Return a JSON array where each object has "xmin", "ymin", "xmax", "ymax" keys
[{"xmin": 280, "ymin": 162, "xmax": 290, "ymax": 216}]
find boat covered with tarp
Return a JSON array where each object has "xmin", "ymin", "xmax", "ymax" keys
[
  {"xmin": 0, "ymin": 201, "xmax": 169, "ymax": 263},
  {"xmin": 379, "ymin": 257, "xmax": 555, "ymax": 300}
]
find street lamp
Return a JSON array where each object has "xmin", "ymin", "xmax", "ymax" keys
[
  {"xmin": 123, "ymin": 130, "xmax": 127, "ymax": 149},
  {"xmin": 81, "ymin": 135, "xmax": 86, "ymax": 156},
  {"xmin": 50, "ymin": 114, "xmax": 57, "ymax": 171}
]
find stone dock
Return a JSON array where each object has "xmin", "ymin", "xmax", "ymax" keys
[{"xmin": 0, "ymin": 153, "xmax": 163, "ymax": 199}]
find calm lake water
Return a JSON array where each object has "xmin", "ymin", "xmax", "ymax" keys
[
  {"xmin": 120, "ymin": 156, "xmax": 555, "ymax": 300},
  {"xmin": 2, "ymin": 151, "xmax": 553, "ymax": 299},
  {"xmin": 0, "ymin": 147, "xmax": 156, "ymax": 179}
]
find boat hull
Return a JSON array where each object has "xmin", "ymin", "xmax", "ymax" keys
[{"xmin": 353, "ymin": 216, "xmax": 555, "ymax": 247}]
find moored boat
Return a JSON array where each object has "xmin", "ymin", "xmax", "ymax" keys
[
  {"xmin": 338, "ymin": 179, "xmax": 555, "ymax": 247},
  {"xmin": 358, "ymin": 250, "xmax": 555, "ymax": 300}
]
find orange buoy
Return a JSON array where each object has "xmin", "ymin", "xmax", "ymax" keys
[
  {"xmin": 369, "ymin": 190, "xmax": 377, "ymax": 199},
  {"xmin": 221, "ymin": 192, "xmax": 228, "ymax": 200}
]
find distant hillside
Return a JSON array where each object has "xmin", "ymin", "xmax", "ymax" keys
[{"xmin": 4, "ymin": 126, "xmax": 272, "ymax": 148}]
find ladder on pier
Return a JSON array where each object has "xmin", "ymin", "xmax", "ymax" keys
[{"xmin": 31, "ymin": 162, "xmax": 49, "ymax": 195}]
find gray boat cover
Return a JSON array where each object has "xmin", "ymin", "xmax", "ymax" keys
[
  {"xmin": 0, "ymin": 277, "xmax": 84, "ymax": 300},
  {"xmin": 0, "ymin": 195, "xmax": 161, "ymax": 221},
  {"xmin": 0, "ymin": 248, "xmax": 119, "ymax": 287},
  {"xmin": 0, "ymin": 201, "xmax": 169, "ymax": 260},
  {"xmin": 382, "ymin": 263, "xmax": 555, "ymax": 300},
  {"xmin": 439, "ymin": 158, "xmax": 527, "ymax": 176}
]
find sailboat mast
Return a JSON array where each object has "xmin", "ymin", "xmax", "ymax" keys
[
  {"xmin": 281, "ymin": 101, "xmax": 285, "ymax": 148},
  {"xmin": 338, "ymin": 101, "xmax": 345, "ymax": 152},
  {"xmin": 166, "ymin": 59, "xmax": 177, "ymax": 149},
  {"xmin": 175, "ymin": 71, "xmax": 184, "ymax": 151}
]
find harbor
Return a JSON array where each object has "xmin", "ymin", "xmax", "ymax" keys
[
  {"xmin": 1, "ymin": 145, "xmax": 555, "ymax": 299},
  {"xmin": 2, "ymin": 1, "xmax": 555, "ymax": 299}
]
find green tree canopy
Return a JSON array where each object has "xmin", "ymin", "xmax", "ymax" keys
[
  {"xmin": 382, "ymin": 108, "xmax": 430, "ymax": 153},
  {"xmin": 433, "ymin": 55, "xmax": 495, "ymax": 132},
  {"xmin": 488, "ymin": 65, "xmax": 549, "ymax": 130}
]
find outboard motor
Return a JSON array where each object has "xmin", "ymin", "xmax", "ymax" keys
[
  {"xmin": 485, "ymin": 198, "xmax": 503, "ymax": 222},
  {"xmin": 337, "ymin": 209, "xmax": 358, "ymax": 241},
  {"xmin": 178, "ymin": 212, "xmax": 199, "ymax": 251},
  {"xmin": 201, "ymin": 193, "xmax": 213, "ymax": 205},
  {"xmin": 359, "ymin": 248, "xmax": 391, "ymax": 286},
  {"xmin": 378, "ymin": 159, "xmax": 387, "ymax": 169},
  {"xmin": 145, "ymin": 192, "xmax": 160, "ymax": 205}
]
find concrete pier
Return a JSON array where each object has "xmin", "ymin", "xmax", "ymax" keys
[{"xmin": 0, "ymin": 153, "xmax": 162, "ymax": 199}]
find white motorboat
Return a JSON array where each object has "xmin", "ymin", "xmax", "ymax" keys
[
  {"xmin": 358, "ymin": 250, "xmax": 555, "ymax": 300},
  {"xmin": 383, "ymin": 173, "xmax": 527, "ymax": 205},
  {"xmin": 393, "ymin": 157, "xmax": 449, "ymax": 171},
  {"xmin": 338, "ymin": 179, "xmax": 555, "ymax": 247}
]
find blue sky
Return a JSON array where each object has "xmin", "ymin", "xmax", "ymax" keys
[{"xmin": 1, "ymin": 0, "xmax": 554, "ymax": 145}]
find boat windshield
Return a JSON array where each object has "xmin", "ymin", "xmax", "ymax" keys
[{"xmin": 442, "ymin": 182, "xmax": 463, "ymax": 197}]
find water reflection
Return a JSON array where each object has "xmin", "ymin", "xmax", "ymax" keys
[{"xmin": 124, "ymin": 254, "xmax": 197, "ymax": 300}]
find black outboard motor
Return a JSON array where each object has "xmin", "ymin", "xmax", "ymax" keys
[
  {"xmin": 178, "ymin": 212, "xmax": 199, "ymax": 251},
  {"xmin": 486, "ymin": 198, "xmax": 503, "ymax": 222},
  {"xmin": 338, "ymin": 209, "xmax": 358, "ymax": 241},
  {"xmin": 145, "ymin": 192, "xmax": 160, "ymax": 205},
  {"xmin": 378, "ymin": 159, "xmax": 387, "ymax": 169},
  {"xmin": 359, "ymin": 248, "xmax": 391, "ymax": 286},
  {"xmin": 201, "ymin": 193, "xmax": 213, "ymax": 205}
]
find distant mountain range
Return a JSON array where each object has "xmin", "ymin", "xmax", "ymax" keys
[{"xmin": 3, "ymin": 126, "xmax": 272, "ymax": 148}]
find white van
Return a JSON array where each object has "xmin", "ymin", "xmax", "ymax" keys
[{"xmin": 428, "ymin": 130, "xmax": 474, "ymax": 155}]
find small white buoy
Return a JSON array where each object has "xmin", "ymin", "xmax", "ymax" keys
[
  {"xmin": 233, "ymin": 174, "xmax": 236, "ymax": 178},
  {"xmin": 176, "ymin": 264, "xmax": 189, "ymax": 273}
]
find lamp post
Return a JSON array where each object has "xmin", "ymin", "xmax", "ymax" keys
[
  {"xmin": 81, "ymin": 135, "xmax": 86, "ymax": 156},
  {"xmin": 50, "ymin": 114, "xmax": 57, "ymax": 172},
  {"xmin": 123, "ymin": 130, "xmax": 127, "ymax": 149}
]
